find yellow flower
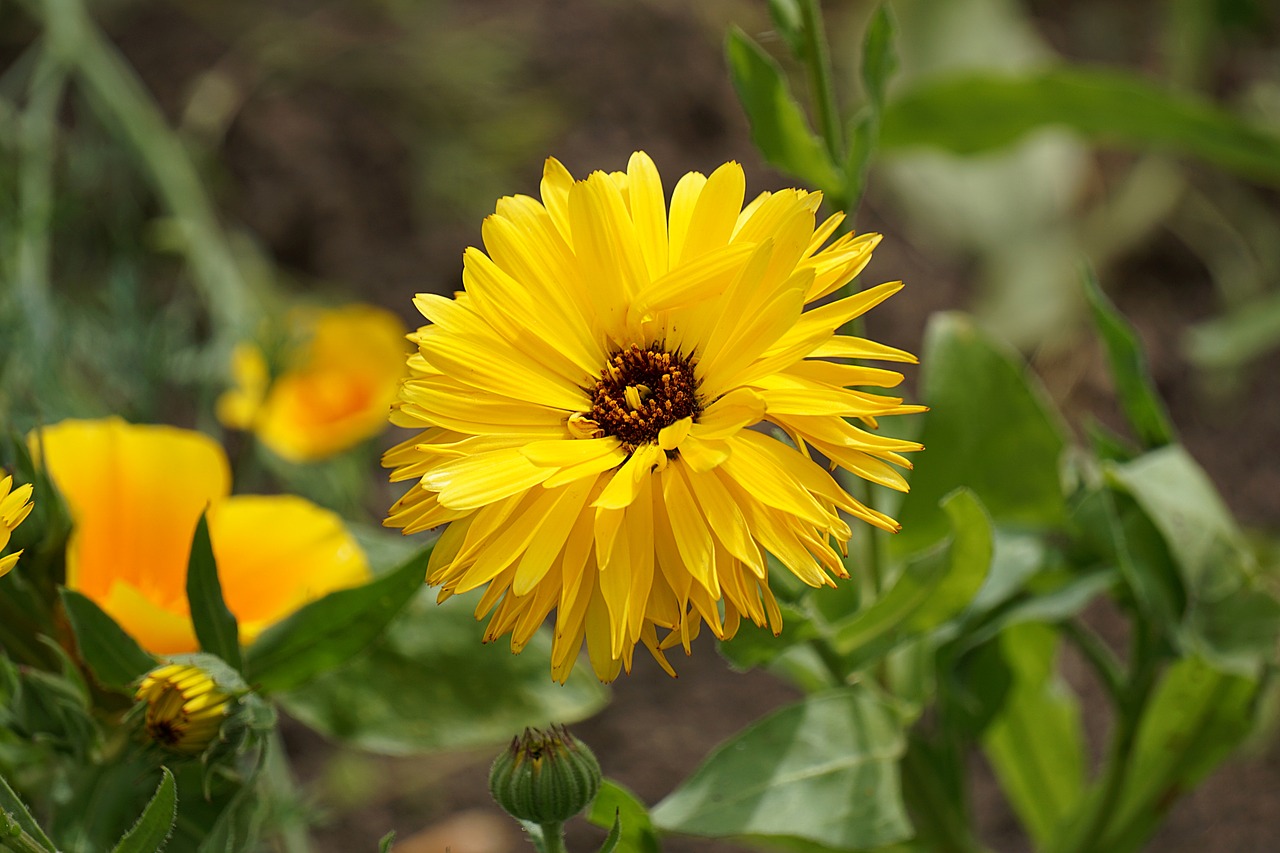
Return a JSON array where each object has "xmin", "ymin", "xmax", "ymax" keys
[
  {"xmin": 384, "ymin": 153, "xmax": 923, "ymax": 682},
  {"xmin": 218, "ymin": 304, "xmax": 410, "ymax": 462},
  {"xmin": 0, "ymin": 474, "xmax": 35, "ymax": 578},
  {"xmin": 34, "ymin": 418, "xmax": 370, "ymax": 654},
  {"xmin": 136, "ymin": 662, "xmax": 233, "ymax": 754}
]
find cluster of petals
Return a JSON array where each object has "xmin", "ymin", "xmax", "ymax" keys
[
  {"xmin": 0, "ymin": 474, "xmax": 34, "ymax": 578},
  {"xmin": 218, "ymin": 304, "xmax": 409, "ymax": 462},
  {"xmin": 34, "ymin": 418, "xmax": 369, "ymax": 653},
  {"xmin": 385, "ymin": 152, "xmax": 923, "ymax": 682}
]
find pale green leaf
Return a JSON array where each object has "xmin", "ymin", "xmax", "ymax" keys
[
  {"xmin": 894, "ymin": 313, "xmax": 1068, "ymax": 556},
  {"xmin": 652, "ymin": 687, "xmax": 910, "ymax": 848},
  {"xmin": 982, "ymin": 623, "xmax": 1084, "ymax": 848},
  {"xmin": 881, "ymin": 68, "xmax": 1280, "ymax": 185},
  {"xmin": 588, "ymin": 781, "xmax": 659, "ymax": 853},
  {"xmin": 1098, "ymin": 658, "xmax": 1257, "ymax": 850}
]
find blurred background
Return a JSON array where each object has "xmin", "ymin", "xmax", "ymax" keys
[{"xmin": 2, "ymin": 0, "xmax": 1278, "ymax": 850}]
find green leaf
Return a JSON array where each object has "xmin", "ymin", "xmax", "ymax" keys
[
  {"xmin": 880, "ymin": 68, "xmax": 1280, "ymax": 185},
  {"xmin": 901, "ymin": 489, "xmax": 993, "ymax": 632},
  {"xmin": 1108, "ymin": 446, "xmax": 1252, "ymax": 592},
  {"xmin": 599, "ymin": 814, "xmax": 623, "ymax": 853},
  {"xmin": 111, "ymin": 767, "xmax": 177, "ymax": 853},
  {"xmin": 766, "ymin": 0, "xmax": 804, "ymax": 57},
  {"xmin": 894, "ymin": 313, "xmax": 1068, "ymax": 556},
  {"xmin": 244, "ymin": 548, "xmax": 429, "ymax": 694},
  {"xmin": 843, "ymin": 5, "xmax": 897, "ymax": 209},
  {"xmin": 378, "ymin": 831, "xmax": 396, "ymax": 852},
  {"xmin": 185, "ymin": 513, "xmax": 242, "ymax": 674},
  {"xmin": 725, "ymin": 26, "xmax": 843, "ymax": 192},
  {"xmin": 982, "ymin": 623, "xmax": 1085, "ymax": 848},
  {"xmin": 1072, "ymin": 487, "xmax": 1184, "ymax": 635},
  {"xmin": 60, "ymin": 588, "xmax": 156, "ymax": 691},
  {"xmin": 276, "ymin": 591, "xmax": 607, "ymax": 754},
  {"xmin": 1107, "ymin": 446, "xmax": 1278, "ymax": 670},
  {"xmin": 859, "ymin": 5, "xmax": 897, "ymax": 112},
  {"xmin": 0, "ymin": 771, "xmax": 56, "ymax": 851},
  {"xmin": 652, "ymin": 687, "xmax": 911, "ymax": 849},
  {"xmin": 1083, "ymin": 268, "xmax": 1175, "ymax": 448},
  {"xmin": 588, "ymin": 781, "xmax": 660, "ymax": 853},
  {"xmin": 832, "ymin": 489, "xmax": 993, "ymax": 663},
  {"xmin": 1098, "ymin": 657, "xmax": 1257, "ymax": 849},
  {"xmin": 718, "ymin": 599, "xmax": 816, "ymax": 672}
]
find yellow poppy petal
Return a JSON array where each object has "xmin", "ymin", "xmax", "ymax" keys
[
  {"xmin": 208, "ymin": 495, "xmax": 370, "ymax": 644},
  {"xmin": 35, "ymin": 418, "xmax": 229, "ymax": 601}
]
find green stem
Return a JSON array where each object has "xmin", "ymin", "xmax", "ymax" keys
[
  {"xmin": 900, "ymin": 739, "xmax": 989, "ymax": 853},
  {"xmin": 0, "ymin": 817, "xmax": 57, "ymax": 853},
  {"xmin": 1066, "ymin": 625, "xmax": 1161, "ymax": 852},
  {"xmin": 537, "ymin": 821, "xmax": 567, "ymax": 853},
  {"xmin": 808, "ymin": 637, "xmax": 849, "ymax": 687},
  {"xmin": 261, "ymin": 729, "xmax": 314, "ymax": 853},
  {"xmin": 798, "ymin": 0, "xmax": 844, "ymax": 165},
  {"xmin": 1060, "ymin": 619, "xmax": 1125, "ymax": 708}
]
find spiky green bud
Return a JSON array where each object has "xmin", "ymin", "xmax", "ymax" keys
[{"xmin": 489, "ymin": 725, "xmax": 601, "ymax": 825}]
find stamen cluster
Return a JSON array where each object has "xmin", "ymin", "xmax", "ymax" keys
[{"xmin": 587, "ymin": 344, "xmax": 700, "ymax": 451}]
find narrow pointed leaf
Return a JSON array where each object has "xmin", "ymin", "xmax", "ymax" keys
[
  {"xmin": 725, "ymin": 26, "xmax": 843, "ymax": 192},
  {"xmin": 60, "ymin": 589, "xmax": 156, "ymax": 691},
  {"xmin": 1083, "ymin": 268, "xmax": 1175, "ymax": 448},
  {"xmin": 186, "ymin": 513, "xmax": 242, "ymax": 673},
  {"xmin": 111, "ymin": 767, "xmax": 177, "ymax": 853},
  {"xmin": 0, "ymin": 772, "xmax": 56, "ymax": 851},
  {"xmin": 588, "ymin": 781, "xmax": 660, "ymax": 853},
  {"xmin": 245, "ymin": 549, "xmax": 429, "ymax": 693}
]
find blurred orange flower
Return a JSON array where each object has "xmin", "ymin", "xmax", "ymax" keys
[
  {"xmin": 217, "ymin": 304, "xmax": 410, "ymax": 462},
  {"xmin": 34, "ymin": 418, "xmax": 370, "ymax": 654}
]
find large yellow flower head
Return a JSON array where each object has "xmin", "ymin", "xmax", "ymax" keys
[
  {"xmin": 0, "ymin": 473, "xmax": 35, "ymax": 578},
  {"xmin": 218, "ymin": 304, "xmax": 409, "ymax": 462},
  {"xmin": 384, "ymin": 152, "xmax": 923, "ymax": 682},
  {"xmin": 34, "ymin": 418, "xmax": 370, "ymax": 653}
]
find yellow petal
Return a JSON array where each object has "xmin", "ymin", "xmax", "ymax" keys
[
  {"xmin": 209, "ymin": 495, "xmax": 370, "ymax": 644},
  {"xmin": 424, "ymin": 448, "xmax": 554, "ymax": 511},
  {"xmin": 626, "ymin": 151, "xmax": 669, "ymax": 279},
  {"xmin": 34, "ymin": 418, "xmax": 230, "ymax": 603},
  {"xmin": 691, "ymin": 388, "xmax": 765, "ymax": 440},
  {"xmin": 657, "ymin": 417, "xmax": 693, "ymax": 451},
  {"xmin": 594, "ymin": 443, "xmax": 663, "ymax": 509},
  {"xmin": 675, "ymin": 161, "xmax": 745, "ymax": 264},
  {"xmin": 99, "ymin": 580, "xmax": 197, "ymax": 655}
]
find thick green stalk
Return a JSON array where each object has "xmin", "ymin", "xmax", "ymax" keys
[
  {"xmin": 798, "ymin": 0, "xmax": 844, "ymax": 165},
  {"xmin": 537, "ymin": 821, "xmax": 567, "ymax": 853},
  {"xmin": 1062, "ymin": 625, "xmax": 1161, "ymax": 853}
]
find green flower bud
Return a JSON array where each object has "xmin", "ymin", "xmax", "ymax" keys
[{"xmin": 489, "ymin": 725, "xmax": 601, "ymax": 825}]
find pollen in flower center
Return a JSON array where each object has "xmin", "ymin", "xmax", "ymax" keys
[{"xmin": 586, "ymin": 344, "xmax": 700, "ymax": 451}]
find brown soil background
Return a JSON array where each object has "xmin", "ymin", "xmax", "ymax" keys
[{"xmin": 41, "ymin": 0, "xmax": 1280, "ymax": 850}]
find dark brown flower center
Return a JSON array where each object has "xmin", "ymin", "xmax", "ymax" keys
[{"xmin": 588, "ymin": 344, "xmax": 700, "ymax": 451}]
